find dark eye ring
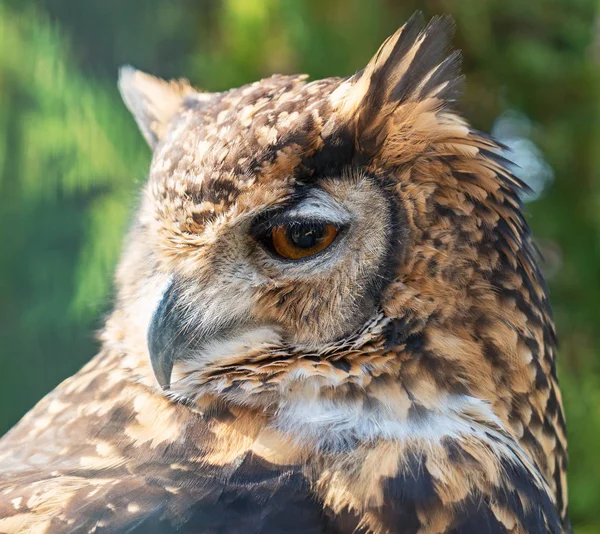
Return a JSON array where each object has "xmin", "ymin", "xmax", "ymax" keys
[{"xmin": 266, "ymin": 221, "xmax": 340, "ymax": 260}]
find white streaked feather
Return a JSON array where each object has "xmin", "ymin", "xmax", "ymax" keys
[
  {"xmin": 284, "ymin": 189, "xmax": 353, "ymax": 224},
  {"xmin": 272, "ymin": 393, "xmax": 503, "ymax": 450}
]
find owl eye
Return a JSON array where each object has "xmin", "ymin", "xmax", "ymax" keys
[{"xmin": 269, "ymin": 222, "xmax": 339, "ymax": 260}]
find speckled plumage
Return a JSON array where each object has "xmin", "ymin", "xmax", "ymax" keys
[{"xmin": 0, "ymin": 13, "xmax": 569, "ymax": 534}]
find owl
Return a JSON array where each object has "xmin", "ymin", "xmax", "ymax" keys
[{"xmin": 0, "ymin": 13, "xmax": 569, "ymax": 534}]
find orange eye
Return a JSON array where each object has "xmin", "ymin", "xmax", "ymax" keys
[{"xmin": 270, "ymin": 222, "xmax": 339, "ymax": 260}]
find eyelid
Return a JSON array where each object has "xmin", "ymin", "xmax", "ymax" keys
[
  {"xmin": 251, "ymin": 213, "xmax": 344, "ymax": 239},
  {"xmin": 250, "ymin": 188, "xmax": 352, "ymax": 238}
]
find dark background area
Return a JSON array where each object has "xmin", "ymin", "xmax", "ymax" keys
[{"xmin": 0, "ymin": 0, "xmax": 598, "ymax": 530}]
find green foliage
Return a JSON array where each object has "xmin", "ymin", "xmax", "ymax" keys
[
  {"xmin": 0, "ymin": 3, "xmax": 148, "ymax": 430},
  {"xmin": 0, "ymin": 0, "xmax": 598, "ymax": 530}
]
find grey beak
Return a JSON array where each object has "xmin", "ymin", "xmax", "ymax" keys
[{"xmin": 147, "ymin": 279, "xmax": 186, "ymax": 389}]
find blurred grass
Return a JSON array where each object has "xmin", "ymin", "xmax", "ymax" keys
[{"xmin": 0, "ymin": 0, "xmax": 598, "ymax": 530}]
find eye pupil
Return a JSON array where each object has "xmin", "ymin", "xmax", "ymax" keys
[{"xmin": 288, "ymin": 224, "xmax": 324, "ymax": 249}]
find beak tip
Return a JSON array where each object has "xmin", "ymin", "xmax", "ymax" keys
[
  {"xmin": 149, "ymin": 351, "xmax": 174, "ymax": 391},
  {"xmin": 147, "ymin": 278, "xmax": 179, "ymax": 392}
]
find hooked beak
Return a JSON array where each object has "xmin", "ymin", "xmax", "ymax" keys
[
  {"xmin": 147, "ymin": 277, "xmax": 267, "ymax": 389},
  {"xmin": 147, "ymin": 279, "xmax": 187, "ymax": 389}
]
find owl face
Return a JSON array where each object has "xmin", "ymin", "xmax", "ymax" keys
[{"xmin": 117, "ymin": 66, "xmax": 413, "ymax": 388}]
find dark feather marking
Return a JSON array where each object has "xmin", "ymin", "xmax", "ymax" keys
[
  {"xmin": 443, "ymin": 438, "xmax": 478, "ymax": 467},
  {"xmin": 331, "ymin": 359, "xmax": 351, "ymax": 372},
  {"xmin": 359, "ymin": 175, "xmax": 409, "ymax": 312},
  {"xmin": 497, "ymin": 458, "xmax": 563, "ymax": 534},
  {"xmin": 323, "ymin": 505, "xmax": 366, "ymax": 534},
  {"xmin": 357, "ymin": 12, "xmax": 424, "ymax": 134},
  {"xmin": 301, "ymin": 126, "xmax": 356, "ymax": 178},
  {"xmin": 377, "ymin": 450, "xmax": 438, "ymax": 533},
  {"xmin": 390, "ymin": 16, "xmax": 456, "ymax": 104},
  {"xmin": 122, "ymin": 456, "xmax": 327, "ymax": 534},
  {"xmin": 418, "ymin": 50, "xmax": 464, "ymax": 103},
  {"xmin": 473, "ymin": 129, "xmax": 509, "ymax": 150},
  {"xmin": 384, "ymin": 315, "xmax": 425, "ymax": 349},
  {"xmin": 449, "ymin": 495, "xmax": 506, "ymax": 534}
]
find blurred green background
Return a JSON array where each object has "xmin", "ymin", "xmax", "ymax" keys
[{"xmin": 0, "ymin": 0, "xmax": 598, "ymax": 530}]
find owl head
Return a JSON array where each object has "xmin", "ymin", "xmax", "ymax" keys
[{"xmin": 111, "ymin": 14, "xmax": 564, "ymax": 502}]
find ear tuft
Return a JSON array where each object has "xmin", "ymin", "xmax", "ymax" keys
[
  {"xmin": 336, "ymin": 13, "xmax": 464, "ymax": 159},
  {"xmin": 355, "ymin": 12, "xmax": 461, "ymax": 110},
  {"xmin": 118, "ymin": 66, "xmax": 194, "ymax": 149}
]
